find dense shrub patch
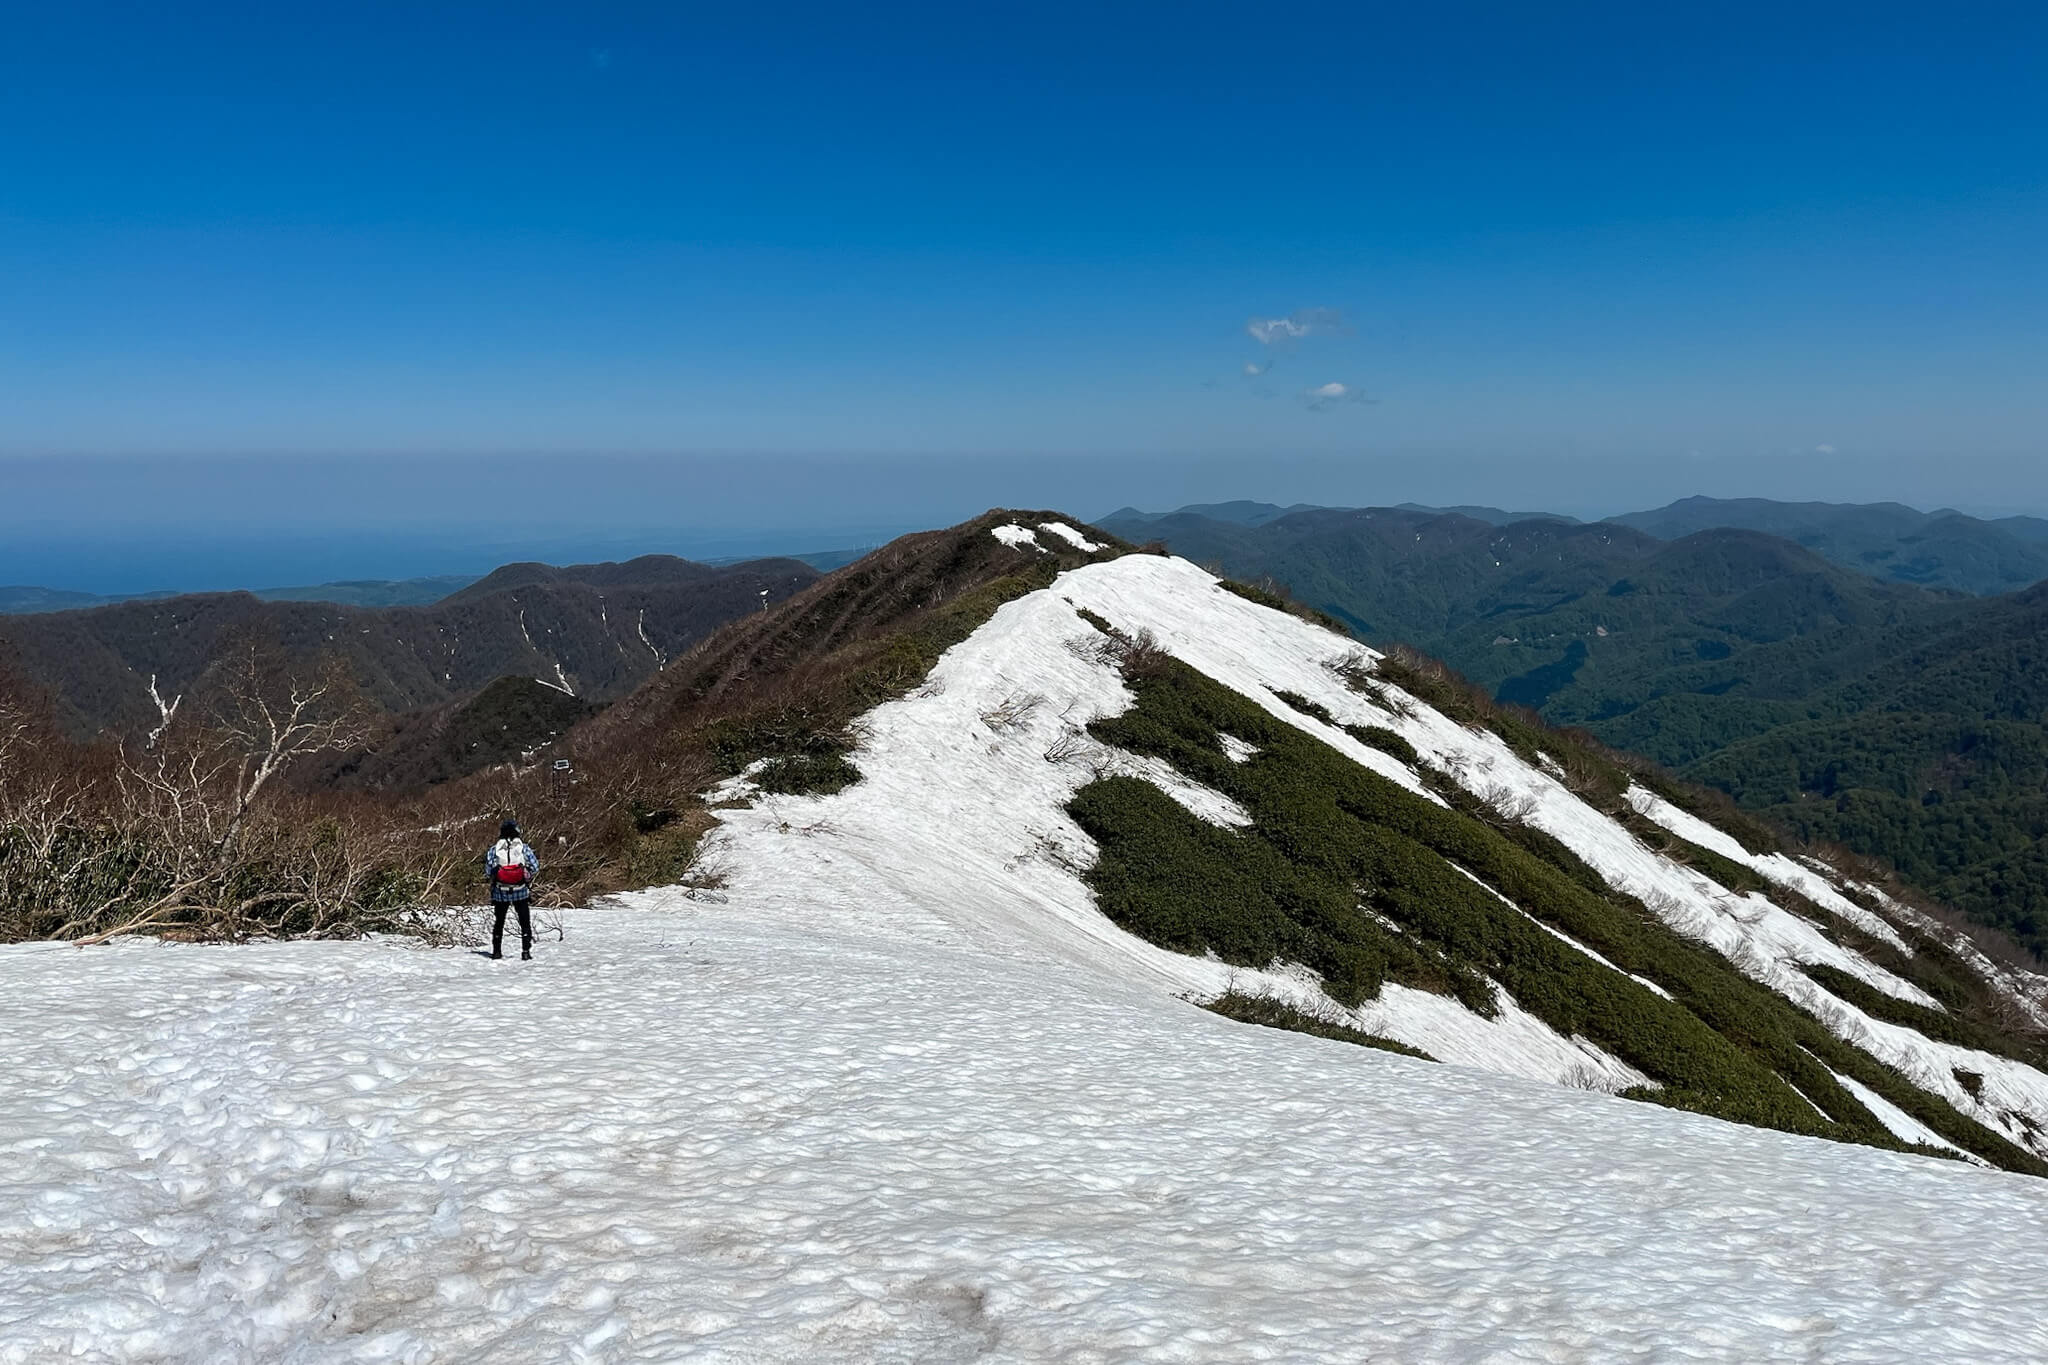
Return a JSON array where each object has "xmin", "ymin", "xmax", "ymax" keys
[
  {"xmin": 1204, "ymin": 989, "xmax": 1437, "ymax": 1059},
  {"xmin": 1344, "ymin": 724, "xmax": 1420, "ymax": 767},
  {"xmin": 1271, "ymin": 690, "xmax": 1335, "ymax": 725}
]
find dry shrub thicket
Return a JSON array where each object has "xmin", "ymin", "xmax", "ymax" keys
[
  {"xmin": 0, "ymin": 633, "xmax": 711, "ymax": 944},
  {"xmin": 2, "ymin": 511, "xmax": 1115, "ymax": 946}
]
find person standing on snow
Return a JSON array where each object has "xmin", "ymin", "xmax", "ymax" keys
[{"xmin": 485, "ymin": 819, "xmax": 541, "ymax": 960}]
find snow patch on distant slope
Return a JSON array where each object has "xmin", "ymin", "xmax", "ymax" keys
[
  {"xmin": 635, "ymin": 607, "xmax": 666, "ymax": 668},
  {"xmin": 536, "ymin": 662, "xmax": 575, "ymax": 696},
  {"xmin": 1818, "ymin": 1060, "xmax": 1976, "ymax": 1161},
  {"xmin": 991, "ymin": 523, "xmax": 1045, "ymax": 552},
  {"xmin": 1850, "ymin": 879, "xmax": 2048, "ymax": 1032},
  {"xmin": 1038, "ymin": 521, "xmax": 1103, "ymax": 552},
  {"xmin": 1450, "ymin": 864, "xmax": 1674, "ymax": 1002}
]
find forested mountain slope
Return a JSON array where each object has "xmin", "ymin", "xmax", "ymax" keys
[
  {"xmin": 1107, "ymin": 495, "xmax": 2048, "ymax": 596},
  {"xmin": 1609, "ymin": 496, "xmax": 2048, "ymax": 594},
  {"xmin": 1691, "ymin": 582, "xmax": 2048, "ymax": 955},
  {"xmin": 1096, "ymin": 506, "xmax": 1954, "ymax": 732},
  {"xmin": 0, "ymin": 555, "xmax": 819, "ymax": 740}
]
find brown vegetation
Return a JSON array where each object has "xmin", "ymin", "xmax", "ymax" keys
[{"xmin": 0, "ymin": 511, "xmax": 1124, "ymax": 944}]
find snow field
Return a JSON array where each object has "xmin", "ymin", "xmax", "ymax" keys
[
  {"xmin": 9, "ymin": 913, "xmax": 2048, "ymax": 1363},
  {"xmin": 1035, "ymin": 522, "xmax": 1103, "ymax": 552}
]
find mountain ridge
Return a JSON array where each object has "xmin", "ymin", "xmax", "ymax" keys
[
  {"xmin": 598, "ymin": 530, "xmax": 2048, "ymax": 1174},
  {"xmin": 1107, "ymin": 495, "xmax": 2048, "ymax": 596},
  {"xmin": 0, "ymin": 555, "xmax": 820, "ymax": 749}
]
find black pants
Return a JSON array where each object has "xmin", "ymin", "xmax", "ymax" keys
[{"xmin": 493, "ymin": 901, "xmax": 533, "ymax": 956}]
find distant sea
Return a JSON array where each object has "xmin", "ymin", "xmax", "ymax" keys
[{"xmin": 0, "ymin": 525, "xmax": 912, "ymax": 598}]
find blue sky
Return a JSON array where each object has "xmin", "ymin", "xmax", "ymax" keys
[{"xmin": 4, "ymin": 2, "xmax": 2047, "ymax": 581}]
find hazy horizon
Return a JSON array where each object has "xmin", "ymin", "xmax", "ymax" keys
[{"xmin": 8, "ymin": 452, "xmax": 2048, "ymax": 597}]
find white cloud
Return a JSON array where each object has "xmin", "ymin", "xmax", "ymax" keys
[
  {"xmin": 1231, "ymin": 308, "xmax": 1363, "ymax": 400},
  {"xmin": 1299, "ymin": 380, "xmax": 1373, "ymax": 412},
  {"xmin": 1245, "ymin": 307, "xmax": 1344, "ymax": 347},
  {"xmin": 1815, "ymin": 443, "xmax": 1837, "ymax": 454},
  {"xmin": 1248, "ymin": 318, "xmax": 1312, "ymax": 345}
]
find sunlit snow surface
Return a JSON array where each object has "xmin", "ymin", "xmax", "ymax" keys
[
  {"xmin": 988, "ymin": 524, "xmax": 1044, "ymax": 552},
  {"xmin": 1036, "ymin": 521, "xmax": 1103, "ymax": 552},
  {"xmin": 8, "ymin": 915, "xmax": 2048, "ymax": 1363}
]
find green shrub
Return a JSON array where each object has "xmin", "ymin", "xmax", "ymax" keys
[
  {"xmin": 1344, "ymin": 724, "xmax": 1419, "ymax": 766},
  {"xmin": 1205, "ymin": 989, "xmax": 1437, "ymax": 1059},
  {"xmin": 756, "ymin": 751, "xmax": 863, "ymax": 796},
  {"xmin": 1272, "ymin": 690, "xmax": 1335, "ymax": 725}
]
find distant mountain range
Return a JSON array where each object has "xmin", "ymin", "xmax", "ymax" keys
[
  {"xmin": 1097, "ymin": 499, "xmax": 2048, "ymax": 955},
  {"xmin": 1609, "ymin": 497, "xmax": 2048, "ymax": 595},
  {"xmin": 1105, "ymin": 496, "xmax": 2048, "ymax": 596},
  {"xmin": 0, "ymin": 553, "xmax": 823, "ymax": 789},
  {"xmin": 1104, "ymin": 500, "xmax": 1579, "ymax": 532}
]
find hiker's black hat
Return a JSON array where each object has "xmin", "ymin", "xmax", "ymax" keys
[{"xmin": 500, "ymin": 820, "xmax": 520, "ymax": 839}]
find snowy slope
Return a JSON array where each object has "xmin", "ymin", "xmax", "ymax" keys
[
  {"xmin": 9, "ymin": 911, "xmax": 2048, "ymax": 1363},
  {"xmin": 637, "ymin": 549, "xmax": 2048, "ymax": 1150}
]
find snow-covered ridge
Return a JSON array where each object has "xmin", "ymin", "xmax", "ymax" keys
[{"xmin": 650, "ymin": 552, "xmax": 2048, "ymax": 1159}]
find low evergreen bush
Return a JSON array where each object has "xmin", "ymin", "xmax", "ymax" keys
[
  {"xmin": 1067, "ymin": 655, "xmax": 2048, "ymax": 1174},
  {"xmin": 1204, "ymin": 989, "xmax": 1437, "ymax": 1059}
]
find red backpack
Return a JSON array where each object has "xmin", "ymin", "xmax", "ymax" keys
[{"xmin": 494, "ymin": 839, "xmax": 529, "ymax": 885}]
